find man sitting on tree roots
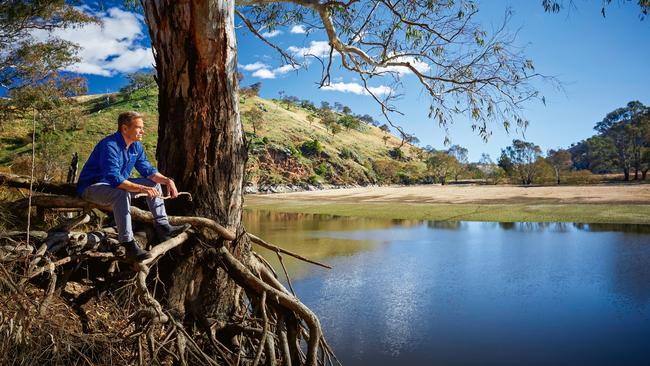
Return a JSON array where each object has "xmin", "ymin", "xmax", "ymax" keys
[{"xmin": 77, "ymin": 111, "xmax": 190, "ymax": 262}]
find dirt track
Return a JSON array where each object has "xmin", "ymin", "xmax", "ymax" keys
[{"xmin": 248, "ymin": 184, "xmax": 650, "ymax": 205}]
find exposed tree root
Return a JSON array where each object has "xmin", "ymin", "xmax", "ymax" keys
[{"xmin": 0, "ymin": 174, "xmax": 338, "ymax": 365}]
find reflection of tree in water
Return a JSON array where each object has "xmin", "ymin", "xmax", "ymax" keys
[
  {"xmin": 574, "ymin": 223, "xmax": 650, "ymax": 234},
  {"xmin": 497, "ymin": 222, "xmax": 572, "ymax": 232},
  {"xmin": 242, "ymin": 210, "xmax": 422, "ymax": 278},
  {"xmin": 244, "ymin": 209, "xmax": 422, "ymax": 233},
  {"xmin": 426, "ymin": 221, "xmax": 464, "ymax": 231}
]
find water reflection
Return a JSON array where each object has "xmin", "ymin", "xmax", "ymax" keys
[
  {"xmin": 426, "ymin": 220, "xmax": 464, "ymax": 230},
  {"xmin": 244, "ymin": 210, "xmax": 650, "ymax": 365},
  {"xmin": 575, "ymin": 222, "xmax": 650, "ymax": 234},
  {"xmin": 244, "ymin": 210, "xmax": 421, "ymax": 278}
]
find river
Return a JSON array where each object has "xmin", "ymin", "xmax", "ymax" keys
[{"xmin": 244, "ymin": 210, "xmax": 650, "ymax": 366}]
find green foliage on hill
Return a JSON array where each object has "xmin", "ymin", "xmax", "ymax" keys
[{"xmin": 0, "ymin": 85, "xmax": 424, "ymax": 187}]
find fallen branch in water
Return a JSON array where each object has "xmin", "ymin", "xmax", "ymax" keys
[{"xmin": 248, "ymin": 233, "xmax": 332, "ymax": 269}]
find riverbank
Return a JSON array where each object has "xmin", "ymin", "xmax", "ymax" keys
[{"xmin": 244, "ymin": 184, "xmax": 650, "ymax": 224}]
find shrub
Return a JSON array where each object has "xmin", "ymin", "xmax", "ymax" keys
[
  {"xmin": 372, "ymin": 159, "xmax": 400, "ymax": 184},
  {"xmin": 307, "ymin": 175, "xmax": 322, "ymax": 185},
  {"xmin": 388, "ymin": 147, "xmax": 404, "ymax": 160},
  {"xmin": 287, "ymin": 145, "xmax": 301, "ymax": 157},
  {"xmin": 338, "ymin": 115, "xmax": 361, "ymax": 131},
  {"xmin": 533, "ymin": 159, "xmax": 556, "ymax": 185},
  {"xmin": 300, "ymin": 139, "xmax": 323, "ymax": 156},
  {"xmin": 314, "ymin": 162, "xmax": 328, "ymax": 176},
  {"xmin": 398, "ymin": 161, "xmax": 425, "ymax": 185},
  {"xmin": 339, "ymin": 147, "xmax": 358, "ymax": 160},
  {"xmin": 562, "ymin": 170, "xmax": 601, "ymax": 184}
]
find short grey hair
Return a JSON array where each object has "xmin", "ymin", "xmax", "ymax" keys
[{"xmin": 117, "ymin": 111, "xmax": 144, "ymax": 130}]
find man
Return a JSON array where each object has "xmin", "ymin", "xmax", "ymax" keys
[{"xmin": 77, "ymin": 111, "xmax": 190, "ymax": 261}]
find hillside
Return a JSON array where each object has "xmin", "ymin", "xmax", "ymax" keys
[{"xmin": 0, "ymin": 87, "xmax": 422, "ymax": 189}]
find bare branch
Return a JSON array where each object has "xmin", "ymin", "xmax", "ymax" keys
[
  {"xmin": 237, "ymin": 0, "xmax": 546, "ymax": 138},
  {"xmin": 235, "ymin": 9, "xmax": 300, "ymax": 67},
  {"xmin": 248, "ymin": 233, "xmax": 331, "ymax": 269}
]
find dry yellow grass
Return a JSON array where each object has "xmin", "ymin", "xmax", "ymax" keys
[
  {"xmin": 248, "ymin": 184, "xmax": 650, "ymax": 204},
  {"xmin": 245, "ymin": 184, "xmax": 650, "ymax": 224}
]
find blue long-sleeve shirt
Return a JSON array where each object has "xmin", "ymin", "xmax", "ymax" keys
[{"xmin": 76, "ymin": 131, "xmax": 158, "ymax": 196}]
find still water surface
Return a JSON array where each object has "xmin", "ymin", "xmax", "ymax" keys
[{"xmin": 244, "ymin": 210, "xmax": 650, "ymax": 366}]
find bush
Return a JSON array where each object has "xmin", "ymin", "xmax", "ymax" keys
[
  {"xmin": 562, "ymin": 170, "xmax": 601, "ymax": 184},
  {"xmin": 338, "ymin": 147, "xmax": 358, "ymax": 161},
  {"xmin": 287, "ymin": 145, "xmax": 301, "ymax": 157},
  {"xmin": 485, "ymin": 166, "xmax": 508, "ymax": 185},
  {"xmin": 533, "ymin": 159, "xmax": 556, "ymax": 185},
  {"xmin": 397, "ymin": 172, "xmax": 415, "ymax": 185},
  {"xmin": 372, "ymin": 159, "xmax": 400, "ymax": 184},
  {"xmin": 338, "ymin": 115, "xmax": 361, "ymax": 131},
  {"xmin": 398, "ymin": 161, "xmax": 425, "ymax": 185},
  {"xmin": 314, "ymin": 162, "xmax": 328, "ymax": 176},
  {"xmin": 307, "ymin": 175, "xmax": 323, "ymax": 185},
  {"xmin": 300, "ymin": 139, "xmax": 323, "ymax": 156},
  {"xmin": 388, "ymin": 147, "xmax": 405, "ymax": 160}
]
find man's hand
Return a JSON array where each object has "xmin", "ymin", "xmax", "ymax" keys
[
  {"xmin": 165, "ymin": 178, "xmax": 179, "ymax": 198},
  {"xmin": 148, "ymin": 172, "xmax": 179, "ymax": 198},
  {"xmin": 140, "ymin": 185, "xmax": 160, "ymax": 198}
]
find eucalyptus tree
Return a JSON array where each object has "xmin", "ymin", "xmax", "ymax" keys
[
  {"xmin": 426, "ymin": 150, "xmax": 460, "ymax": 185},
  {"xmin": 138, "ymin": 0, "xmax": 542, "ymax": 364},
  {"xmin": 595, "ymin": 101, "xmax": 649, "ymax": 180},
  {"xmin": 501, "ymin": 139, "xmax": 543, "ymax": 185},
  {"xmin": 569, "ymin": 135, "xmax": 618, "ymax": 173},
  {"xmin": 0, "ymin": 1, "xmax": 93, "ymax": 129},
  {"xmin": 0, "ymin": 1, "xmax": 94, "ymax": 182},
  {"xmin": 448, "ymin": 144, "xmax": 469, "ymax": 181},
  {"xmin": 546, "ymin": 148, "xmax": 573, "ymax": 184}
]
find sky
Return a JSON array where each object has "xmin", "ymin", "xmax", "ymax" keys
[{"xmin": 33, "ymin": 1, "xmax": 650, "ymax": 162}]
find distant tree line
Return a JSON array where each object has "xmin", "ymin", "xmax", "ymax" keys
[{"xmin": 569, "ymin": 101, "xmax": 650, "ymax": 180}]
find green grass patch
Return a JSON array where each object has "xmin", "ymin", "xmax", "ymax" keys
[{"xmin": 244, "ymin": 198, "xmax": 650, "ymax": 224}]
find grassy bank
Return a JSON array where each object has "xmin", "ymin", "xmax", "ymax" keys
[{"xmin": 244, "ymin": 197, "xmax": 650, "ymax": 224}]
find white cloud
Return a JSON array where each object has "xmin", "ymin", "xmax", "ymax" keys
[
  {"xmin": 290, "ymin": 25, "xmax": 306, "ymax": 34},
  {"xmin": 261, "ymin": 30, "xmax": 282, "ymax": 38},
  {"xmin": 376, "ymin": 56, "xmax": 430, "ymax": 75},
  {"xmin": 240, "ymin": 62, "xmax": 269, "ymax": 71},
  {"xmin": 252, "ymin": 69, "xmax": 276, "ymax": 79},
  {"xmin": 288, "ymin": 41, "xmax": 332, "ymax": 58},
  {"xmin": 321, "ymin": 82, "xmax": 392, "ymax": 96},
  {"xmin": 104, "ymin": 47, "xmax": 154, "ymax": 73},
  {"xmin": 274, "ymin": 64, "xmax": 299, "ymax": 75},
  {"xmin": 248, "ymin": 63, "xmax": 300, "ymax": 79},
  {"xmin": 367, "ymin": 85, "xmax": 393, "ymax": 95},
  {"xmin": 69, "ymin": 62, "xmax": 112, "ymax": 77},
  {"xmin": 31, "ymin": 7, "xmax": 153, "ymax": 76}
]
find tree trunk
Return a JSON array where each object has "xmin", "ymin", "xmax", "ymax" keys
[
  {"xmin": 624, "ymin": 167, "xmax": 630, "ymax": 181},
  {"xmin": 643, "ymin": 169, "xmax": 648, "ymax": 180},
  {"xmin": 143, "ymin": 0, "xmax": 247, "ymax": 325}
]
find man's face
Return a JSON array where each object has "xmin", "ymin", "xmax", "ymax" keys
[{"xmin": 122, "ymin": 118, "xmax": 145, "ymax": 143}]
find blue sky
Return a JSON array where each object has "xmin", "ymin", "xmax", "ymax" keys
[{"xmin": 47, "ymin": 1, "xmax": 650, "ymax": 161}]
